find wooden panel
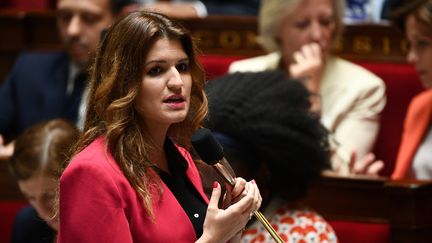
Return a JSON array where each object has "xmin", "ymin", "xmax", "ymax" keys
[
  {"xmin": 0, "ymin": 10, "xmax": 409, "ymax": 82},
  {"xmin": 303, "ymin": 175, "xmax": 432, "ymax": 243},
  {"xmin": 0, "ymin": 161, "xmax": 23, "ymax": 200}
]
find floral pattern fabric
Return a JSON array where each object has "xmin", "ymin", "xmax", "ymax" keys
[{"xmin": 242, "ymin": 205, "xmax": 337, "ymax": 243}]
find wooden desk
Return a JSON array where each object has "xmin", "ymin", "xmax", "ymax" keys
[{"xmin": 305, "ymin": 175, "xmax": 432, "ymax": 242}]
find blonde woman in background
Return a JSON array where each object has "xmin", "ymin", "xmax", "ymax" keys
[{"xmin": 229, "ymin": 0, "xmax": 386, "ymax": 175}]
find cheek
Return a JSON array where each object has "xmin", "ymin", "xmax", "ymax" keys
[
  {"xmin": 280, "ymin": 29, "xmax": 306, "ymax": 52},
  {"xmin": 279, "ymin": 38, "xmax": 299, "ymax": 63},
  {"xmin": 324, "ymin": 26, "xmax": 336, "ymax": 42}
]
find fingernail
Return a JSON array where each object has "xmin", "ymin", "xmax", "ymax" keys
[
  {"xmin": 213, "ymin": 181, "xmax": 218, "ymax": 188},
  {"xmin": 252, "ymin": 179, "xmax": 256, "ymax": 184}
]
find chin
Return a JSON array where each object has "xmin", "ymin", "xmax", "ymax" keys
[
  {"xmin": 171, "ymin": 116, "xmax": 187, "ymax": 124},
  {"xmin": 420, "ymin": 77, "xmax": 432, "ymax": 89}
]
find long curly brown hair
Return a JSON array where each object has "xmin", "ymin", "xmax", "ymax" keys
[{"xmin": 72, "ymin": 11, "xmax": 208, "ymax": 217}]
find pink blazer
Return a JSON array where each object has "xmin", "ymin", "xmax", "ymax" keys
[
  {"xmin": 392, "ymin": 89, "xmax": 432, "ymax": 179},
  {"xmin": 58, "ymin": 137, "xmax": 209, "ymax": 242}
]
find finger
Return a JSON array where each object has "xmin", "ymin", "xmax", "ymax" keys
[
  {"xmin": 367, "ymin": 160, "xmax": 384, "ymax": 175},
  {"xmin": 349, "ymin": 150, "xmax": 357, "ymax": 174},
  {"xmin": 354, "ymin": 153, "xmax": 375, "ymax": 174},
  {"xmin": 226, "ymin": 183, "xmax": 254, "ymax": 216},
  {"xmin": 208, "ymin": 182, "xmax": 222, "ymax": 210},
  {"xmin": 231, "ymin": 177, "xmax": 247, "ymax": 199},
  {"xmin": 293, "ymin": 51, "xmax": 306, "ymax": 64},
  {"xmin": 243, "ymin": 182, "xmax": 256, "ymax": 214},
  {"xmin": 231, "ymin": 181, "xmax": 250, "ymax": 204},
  {"xmin": 309, "ymin": 42, "xmax": 322, "ymax": 58},
  {"xmin": 252, "ymin": 180, "xmax": 261, "ymax": 211},
  {"xmin": 301, "ymin": 44, "xmax": 313, "ymax": 59},
  {"xmin": 0, "ymin": 134, "xmax": 4, "ymax": 145}
]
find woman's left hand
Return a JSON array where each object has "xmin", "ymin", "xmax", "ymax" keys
[
  {"xmin": 227, "ymin": 178, "xmax": 262, "ymax": 242},
  {"xmin": 349, "ymin": 151, "xmax": 384, "ymax": 176}
]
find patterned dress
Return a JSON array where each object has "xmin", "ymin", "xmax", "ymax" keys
[{"xmin": 241, "ymin": 197, "xmax": 337, "ymax": 243}]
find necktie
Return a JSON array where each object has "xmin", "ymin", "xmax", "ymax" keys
[{"xmin": 63, "ymin": 73, "xmax": 87, "ymax": 122}]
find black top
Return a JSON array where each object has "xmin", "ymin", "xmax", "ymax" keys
[
  {"xmin": 11, "ymin": 206, "xmax": 55, "ymax": 243},
  {"xmin": 158, "ymin": 139, "xmax": 208, "ymax": 238}
]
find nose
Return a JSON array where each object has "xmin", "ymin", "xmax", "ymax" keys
[
  {"xmin": 406, "ymin": 47, "xmax": 418, "ymax": 65},
  {"xmin": 310, "ymin": 21, "xmax": 324, "ymax": 42},
  {"xmin": 167, "ymin": 67, "xmax": 183, "ymax": 91},
  {"xmin": 66, "ymin": 15, "xmax": 83, "ymax": 37}
]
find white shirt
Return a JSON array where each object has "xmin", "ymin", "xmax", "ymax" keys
[{"xmin": 411, "ymin": 125, "xmax": 432, "ymax": 180}]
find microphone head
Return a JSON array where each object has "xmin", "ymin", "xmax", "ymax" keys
[{"xmin": 191, "ymin": 128, "xmax": 224, "ymax": 165}]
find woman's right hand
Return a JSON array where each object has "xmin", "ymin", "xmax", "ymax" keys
[
  {"xmin": 197, "ymin": 180, "xmax": 261, "ymax": 243},
  {"xmin": 289, "ymin": 42, "xmax": 324, "ymax": 94},
  {"xmin": 0, "ymin": 134, "xmax": 14, "ymax": 161}
]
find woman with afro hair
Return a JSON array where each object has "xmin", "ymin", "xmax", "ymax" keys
[{"xmin": 205, "ymin": 70, "xmax": 338, "ymax": 242}]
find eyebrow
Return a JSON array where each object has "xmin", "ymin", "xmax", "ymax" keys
[{"xmin": 144, "ymin": 57, "xmax": 189, "ymax": 67}]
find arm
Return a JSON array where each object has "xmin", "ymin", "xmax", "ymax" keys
[
  {"xmin": 289, "ymin": 43, "xmax": 325, "ymax": 114},
  {"xmin": 330, "ymin": 79, "xmax": 386, "ymax": 175},
  {"xmin": 335, "ymin": 82, "xmax": 386, "ymax": 158},
  {"xmin": 0, "ymin": 66, "xmax": 19, "ymax": 159},
  {"xmin": 58, "ymin": 159, "xmax": 133, "ymax": 243},
  {"xmin": 0, "ymin": 70, "xmax": 18, "ymax": 138}
]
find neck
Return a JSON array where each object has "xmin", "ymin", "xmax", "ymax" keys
[{"xmin": 144, "ymin": 122, "xmax": 170, "ymax": 172}]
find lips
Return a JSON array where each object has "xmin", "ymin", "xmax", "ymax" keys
[
  {"xmin": 417, "ymin": 69, "xmax": 427, "ymax": 76},
  {"xmin": 163, "ymin": 94, "xmax": 186, "ymax": 109},
  {"xmin": 163, "ymin": 94, "xmax": 185, "ymax": 103}
]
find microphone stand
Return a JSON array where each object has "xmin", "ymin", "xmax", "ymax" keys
[{"xmin": 213, "ymin": 158, "xmax": 284, "ymax": 243}]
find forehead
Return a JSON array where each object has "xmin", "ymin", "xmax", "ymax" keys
[
  {"xmin": 57, "ymin": 0, "xmax": 111, "ymax": 14},
  {"xmin": 288, "ymin": 0, "xmax": 334, "ymax": 17},
  {"xmin": 407, "ymin": 15, "xmax": 432, "ymax": 37},
  {"xmin": 18, "ymin": 175, "xmax": 55, "ymax": 196},
  {"xmin": 146, "ymin": 38, "xmax": 187, "ymax": 60}
]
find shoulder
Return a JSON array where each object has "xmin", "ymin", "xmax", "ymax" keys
[
  {"xmin": 325, "ymin": 57, "xmax": 385, "ymax": 87},
  {"xmin": 411, "ymin": 88, "xmax": 432, "ymax": 105},
  {"xmin": 15, "ymin": 51, "xmax": 68, "ymax": 64},
  {"xmin": 407, "ymin": 89, "xmax": 432, "ymax": 115},
  {"xmin": 61, "ymin": 138, "xmax": 121, "ymax": 187},
  {"xmin": 13, "ymin": 51, "xmax": 69, "ymax": 72},
  {"xmin": 228, "ymin": 52, "xmax": 281, "ymax": 73},
  {"xmin": 60, "ymin": 138, "xmax": 128, "ymax": 207}
]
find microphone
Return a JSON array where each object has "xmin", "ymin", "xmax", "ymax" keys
[{"xmin": 191, "ymin": 128, "xmax": 284, "ymax": 243}]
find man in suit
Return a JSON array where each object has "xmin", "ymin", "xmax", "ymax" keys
[{"xmin": 0, "ymin": 0, "xmax": 136, "ymax": 159}]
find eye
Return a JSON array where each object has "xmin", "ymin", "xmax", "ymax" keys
[
  {"xmin": 147, "ymin": 66, "xmax": 164, "ymax": 77},
  {"xmin": 410, "ymin": 38, "xmax": 431, "ymax": 52},
  {"xmin": 294, "ymin": 20, "xmax": 309, "ymax": 29},
  {"xmin": 176, "ymin": 62, "xmax": 190, "ymax": 73},
  {"xmin": 81, "ymin": 13, "xmax": 101, "ymax": 25},
  {"xmin": 416, "ymin": 40, "xmax": 430, "ymax": 48},
  {"xmin": 320, "ymin": 16, "xmax": 334, "ymax": 27},
  {"xmin": 57, "ymin": 10, "xmax": 72, "ymax": 24}
]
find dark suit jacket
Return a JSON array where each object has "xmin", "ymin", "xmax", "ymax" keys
[
  {"xmin": 0, "ymin": 51, "xmax": 77, "ymax": 139},
  {"xmin": 11, "ymin": 206, "xmax": 55, "ymax": 243},
  {"xmin": 203, "ymin": 0, "xmax": 260, "ymax": 16}
]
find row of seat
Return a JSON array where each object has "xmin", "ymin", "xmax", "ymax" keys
[{"xmin": 0, "ymin": 10, "xmax": 430, "ymax": 242}]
